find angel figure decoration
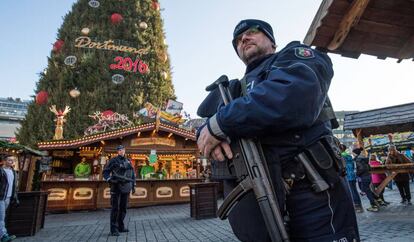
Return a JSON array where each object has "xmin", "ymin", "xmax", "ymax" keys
[{"xmin": 49, "ymin": 105, "xmax": 71, "ymax": 140}]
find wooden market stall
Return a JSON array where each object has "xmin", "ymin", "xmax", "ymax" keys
[
  {"xmin": 343, "ymin": 103, "xmax": 414, "ymax": 196},
  {"xmin": 0, "ymin": 140, "xmax": 47, "ymax": 191},
  {"xmin": 37, "ymin": 121, "xmax": 203, "ymax": 212},
  {"xmin": 304, "ymin": 0, "xmax": 414, "ymax": 62}
]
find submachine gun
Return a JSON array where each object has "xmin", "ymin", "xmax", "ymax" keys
[
  {"xmin": 110, "ymin": 169, "xmax": 135, "ymax": 183},
  {"xmin": 205, "ymin": 75, "xmax": 290, "ymax": 242}
]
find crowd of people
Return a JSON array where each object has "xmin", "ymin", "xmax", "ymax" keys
[{"xmin": 342, "ymin": 144, "xmax": 413, "ymax": 213}]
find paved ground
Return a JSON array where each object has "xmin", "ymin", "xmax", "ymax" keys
[{"xmin": 14, "ymin": 183, "xmax": 414, "ymax": 242}]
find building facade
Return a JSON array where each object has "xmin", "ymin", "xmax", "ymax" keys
[
  {"xmin": 333, "ymin": 111, "xmax": 358, "ymax": 147},
  {"xmin": 0, "ymin": 97, "xmax": 30, "ymax": 140}
]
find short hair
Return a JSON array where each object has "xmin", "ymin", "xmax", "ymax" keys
[{"xmin": 388, "ymin": 145, "xmax": 396, "ymax": 151}]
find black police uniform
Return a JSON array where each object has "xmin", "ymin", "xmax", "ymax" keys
[
  {"xmin": 103, "ymin": 154, "xmax": 136, "ymax": 234},
  {"xmin": 199, "ymin": 41, "xmax": 359, "ymax": 242}
]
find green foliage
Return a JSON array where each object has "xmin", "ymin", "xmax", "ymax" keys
[{"xmin": 17, "ymin": 0, "xmax": 175, "ymax": 147}]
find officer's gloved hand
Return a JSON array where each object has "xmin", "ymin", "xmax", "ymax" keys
[{"xmin": 132, "ymin": 187, "xmax": 136, "ymax": 194}]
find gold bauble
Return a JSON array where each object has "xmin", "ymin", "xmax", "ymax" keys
[
  {"xmin": 69, "ymin": 88, "xmax": 81, "ymax": 98},
  {"xmin": 81, "ymin": 27, "xmax": 90, "ymax": 35},
  {"xmin": 139, "ymin": 22, "xmax": 148, "ymax": 30},
  {"xmin": 161, "ymin": 71, "xmax": 168, "ymax": 79}
]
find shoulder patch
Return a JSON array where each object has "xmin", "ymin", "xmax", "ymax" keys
[{"xmin": 294, "ymin": 47, "xmax": 315, "ymax": 59}]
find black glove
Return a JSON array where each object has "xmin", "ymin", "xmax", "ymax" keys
[{"xmin": 132, "ymin": 187, "xmax": 136, "ymax": 194}]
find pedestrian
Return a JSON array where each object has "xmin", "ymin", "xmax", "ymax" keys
[
  {"xmin": 341, "ymin": 144, "xmax": 363, "ymax": 212},
  {"xmin": 103, "ymin": 145, "xmax": 136, "ymax": 236},
  {"xmin": 369, "ymin": 154, "xmax": 389, "ymax": 206},
  {"xmin": 386, "ymin": 145, "xmax": 412, "ymax": 205},
  {"xmin": 353, "ymin": 148, "xmax": 379, "ymax": 212},
  {"xmin": 197, "ymin": 19, "xmax": 359, "ymax": 241},
  {"xmin": 0, "ymin": 156, "xmax": 19, "ymax": 242}
]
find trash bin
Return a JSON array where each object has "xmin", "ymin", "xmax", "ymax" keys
[
  {"xmin": 189, "ymin": 182, "xmax": 218, "ymax": 219},
  {"xmin": 6, "ymin": 191, "xmax": 48, "ymax": 236}
]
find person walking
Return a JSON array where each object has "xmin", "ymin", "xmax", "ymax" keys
[
  {"xmin": 386, "ymin": 145, "xmax": 412, "ymax": 205},
  {"xmin": 353, "ymin": 148, "xmax": 379, "ymax": 212},
  {"xmin": 0, "ymin": 156, "xmax": 19, "ymax": 242},
  {"xmin": 341, "ymin": 144, "xmax": 363, "ymax": 213}
]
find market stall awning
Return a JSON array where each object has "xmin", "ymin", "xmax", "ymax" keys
[
  {"xmin": 37, "ymin": 121, "xmax": 196, "ymax": 150},
  {"xmin": 344, "ymin": 102, "xmax": 414, "ymax": 137},
  {"xmin": 304, "ymin": 0, "xmax": 414, "ymax": 61},
  {"xmin": 0, "ymin": 140, "xmax": 47, "ymax": 156}
]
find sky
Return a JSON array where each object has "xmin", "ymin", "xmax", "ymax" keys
[{"xmin": 0, "ymin": 0, "xmax": 412, "ymax": 118}]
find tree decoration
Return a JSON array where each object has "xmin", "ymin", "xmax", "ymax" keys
[
  {"xmin": 152, "ymin": 1, "xmax": 160, "ymax": 11},
  {"xmin": 84, "ymin": 111, "xmax": 133, "ymax": 136},
  {"xmin": 161, "ymin": 71, "xmax": 168, "ymax": 79},
  {"xmin": 81, "ymin": 27, "xmax": 90, "ymax": 35},
  {"xmin": 158, "ymin": 52, "xmax": 168, "ymax": 62},
  {"xmin": 139, "ymin": 21, "xmax": 148, "ymax": 30},
  {"xmin": 112, "ymin": 74, "xmax": 125, "ymax": 84},
  {"xmin": 36, "ymin": 91, "xmax": 49, "ymax": 105},
  {"xmin": 69, "ymin": 88, "xmax": 81, "ymax": 98},
  {"xmin": 88, "ymin": 0, "xmax": 100, "ymax": 8},
  {"xmin": 52, "ymin": 40, "xmax": 64, "ymax": 53},
  {"xmin": 64, "ymin": 55, "xmax": 77, "ymax": 66},
  {"xmin": 49, "ymin": 105, "xmax": 71, "ymax": 140},
  {"xmin": 102, "ymin": 110, "xmax": 114, "ymax": 117},
  {"xmin": 17, "ymin": 0, "xmax": 176, "ymax": 147},
  {"xmin": 110, "ymin": 13, "xmax": 123, "ymax": 25}
]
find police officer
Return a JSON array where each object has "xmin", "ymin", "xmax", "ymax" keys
[
  {"xmin": 197, "ymin": 19, "xmax": 359, "ymax": 241},
  {"xmin": 103, "ymin": 145, "xmax": 136, "ymax": 236}
]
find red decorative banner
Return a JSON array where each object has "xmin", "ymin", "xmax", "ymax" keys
[{"xmin": 110, "ymin": 56, "xmax": 149, "ymax": 74}]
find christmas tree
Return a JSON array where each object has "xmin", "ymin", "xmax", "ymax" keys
[{"xmin": 17, "ymin": 0, "xmax": 175, "ymax": 147}]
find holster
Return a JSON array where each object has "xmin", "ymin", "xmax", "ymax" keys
[{"xmin": 301, "ymin": 136, "xmax": 345, "ymax": 188}]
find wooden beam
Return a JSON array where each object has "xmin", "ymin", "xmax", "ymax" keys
[
  {"xmin": 396, "ymin": 32, "xmax": 414, "ymax": 60},
  {"xmin": 327, "ymin": 0, "xmax": 371, "ymax": 51},
  {"xmin": 303, "ymin": 0, "xmax": 334, "ymax": 45}
]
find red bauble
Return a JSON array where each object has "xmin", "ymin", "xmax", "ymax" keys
[
  {"xmin": 102, "ymin": 110, "xmax": 114, "ymax": 117},
  {"xmin": 110, "ymin": 13, "xmax": 123, "ymax": 24},
  {"xmin": 36, "ymin": 91, "xmax": 48, "ymax": 105},
  {"xmin": 52, "ymin": 40, "xmax": 64, "ymax": 52},
  {"xmin": 152, "ymin": 1, "xmax": 160, "ymax": 11}
]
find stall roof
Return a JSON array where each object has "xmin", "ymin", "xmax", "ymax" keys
[
  {"xmin": 344, "ymin": 102, "xmax": 414, "ymax": 137},
  {"xmin": 0, "ymin": 140, "xmax": 47, "ymax": 156},
  {"xmin": 37, "ymin": 121, "xmax": 196, "ymax": 150},
  {"xmin": 304, "ymin": 0, "xmax": 414, "ymax": 61}
]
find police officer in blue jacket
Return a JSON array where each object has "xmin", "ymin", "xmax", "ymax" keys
[
  {"xmin": 197, "ymin": 19, "xmax": 359, "ymax": 242},
  {"xmin": 103, "ymin": 145, "xmax": 136, "ymax": 236}
]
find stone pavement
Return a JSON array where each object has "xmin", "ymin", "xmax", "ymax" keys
[{"xmin": 14, "ymin": 183, "xmax": 414, "ymax": 242}]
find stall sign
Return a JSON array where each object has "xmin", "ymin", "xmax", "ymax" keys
[
  {"xmin": 52, "ymin": 150, "xmax": 74, "ymax": 157},
  {"xmin": 165, "ymin": 99, "xmax": 183, "ymax": 116},
  {"xmin": 130, "ymin": 137, "xmax": 175, "ymax": 147},
  {"xmin": 39, "ymin": 157, "xmax": 52, "ymax": 172},
  {"xmin": 149, "ymin": 149, "xmax": 157, "ymax": 164}
]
